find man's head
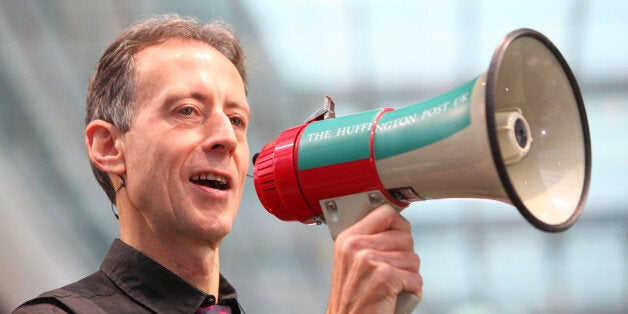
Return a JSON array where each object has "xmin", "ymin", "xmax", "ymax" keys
[
  {"xmin": 84, "ymin": 14, "xmax": 250, "ymax": 243},
  {"xmin": 85, "ymin": 14, "xmax": 247, "ymax": 204}
]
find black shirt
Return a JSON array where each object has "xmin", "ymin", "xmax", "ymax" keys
[{"xmin": 13, "ymin": 239, "xmax": 242, "ymax": 314}]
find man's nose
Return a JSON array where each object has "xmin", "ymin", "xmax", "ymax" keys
[{"xmin": 201, "ymin": 113, "xmax": 238, "ymax": 153}]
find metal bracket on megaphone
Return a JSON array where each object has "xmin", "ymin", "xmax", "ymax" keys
[{"xmin": 319, "ymin": 190, "xmax": 402, "ymax": 239}]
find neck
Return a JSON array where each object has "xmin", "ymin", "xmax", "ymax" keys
[
  {"xmin": 123, "ymin": 232, "xmax": 221, "ymax": 296},
  {"xmin": 116, "ymin": 197, "xmax": 222, "ymax": 296}
]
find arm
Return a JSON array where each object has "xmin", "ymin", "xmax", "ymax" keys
[{"xmin": 326, "ymin": 204, "xmax": 423, "ymax": 314}]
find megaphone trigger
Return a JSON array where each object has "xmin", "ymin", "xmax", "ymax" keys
[{"xmin": 304, "ymin": 96, "xmax": 336, "ymax": 123}]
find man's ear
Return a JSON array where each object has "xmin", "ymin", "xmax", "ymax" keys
[{"xmin": 85, "ymin": 120, "xmax": 126, "ymax": 175}]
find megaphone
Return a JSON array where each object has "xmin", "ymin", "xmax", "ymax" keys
[{"xmin": 253, "ymin": 28, "xmax": 591, "ymax": 313}]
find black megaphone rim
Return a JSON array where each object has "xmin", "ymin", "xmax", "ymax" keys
[{"xmin": 485, "ymin": 28, "xmax": 592, "ymax": 232}]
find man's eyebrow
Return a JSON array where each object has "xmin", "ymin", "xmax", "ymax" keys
[
  {"xmin": 163, "ymin": 92, "xmax": 249, "ymax": 115},
  {"xmin": 226, "ymin": 100, "xmax": 251, "ymax": 117},
  {"xmin": 161, "ymin": 91, "xmax": 201, "ymax": 105}
]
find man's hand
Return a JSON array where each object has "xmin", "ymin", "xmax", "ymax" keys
[{"xmin": 326, "ymin": 204, "xmax": 423, "ymax": 314}]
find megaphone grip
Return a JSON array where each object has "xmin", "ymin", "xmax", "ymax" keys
[{"xmin": 320, "ymin": 193, "xmax": 420, "ymax": 312}]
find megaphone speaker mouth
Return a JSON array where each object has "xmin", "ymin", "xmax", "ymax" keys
[{"xmin": 486, "ymin": 28, "xmax": 591, "ymax": 232}]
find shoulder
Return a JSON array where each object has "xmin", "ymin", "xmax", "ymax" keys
[
  {"xmin": 13, "ymin": 299, "xmax": 71, "ymax": 314},
  {"xmin": 12, "ymin": 296, "xmax": 72, "ymax": 314},
  {"xmin": 13, "ymin": 271, "xmax": 127, "ymax": 314}
]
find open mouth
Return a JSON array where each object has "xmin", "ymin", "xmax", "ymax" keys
[{"xmin": 190, "ymin": 173, "xmax": 230, "ymax": 191}]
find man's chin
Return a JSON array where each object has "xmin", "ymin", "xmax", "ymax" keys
[{"xmin": 184, "ymin": 216, "xmax": 234, "ymax": 243}]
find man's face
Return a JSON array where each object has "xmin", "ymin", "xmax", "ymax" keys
[{"xmin": 119, "ymin": 38, "xmax": 250, "ymax": 245}]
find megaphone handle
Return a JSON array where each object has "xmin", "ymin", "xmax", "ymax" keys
[
  {"xmin": 320, "ymin": 191, "xmax": 419, "ymax": 313},
  {"xmin": 396, "ymin": 292, "xmax": 421, "ymax": 314},
  {"xmin": 395, "ymin": 292, "xmax": 421, "ymax": 314}
]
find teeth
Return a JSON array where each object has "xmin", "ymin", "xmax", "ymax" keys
[{"xmin": 191, "ymin": 173, "xmax": 228, "ymax": 184}]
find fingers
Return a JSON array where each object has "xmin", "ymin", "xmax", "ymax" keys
[
  {"xmin": 336, "ymin": 204, "xmax": 414, "ymax": 257},
  {"xmin": 339, "ymin": 229, "xmax": 414, "ymax": 254},
  {"xmin": 351, "ymin": 248, "xmax": 421, "ymax": 274},
  {"xmin": 330, "ymin": 248, "xmax": 423, "ymax": 313},
  {"xmin": 327, "ymin": 203, "xmax": 423, "ymax": 314},
  {"xmin": 341, "ymin": 203, "xmax": 412, "ymax": 237},
  {"xmin": 350, "ymin": 260, "xmax": 423, "ymax": 298}
]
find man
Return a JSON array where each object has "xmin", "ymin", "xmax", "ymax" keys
[{"xmin": 14, "ymin": 14, "xmax": 422, "ymax": 313}]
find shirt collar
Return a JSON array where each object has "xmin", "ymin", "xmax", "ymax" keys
[{"xmin": 100, "ymin": 239, "xmax": 240, "ymax": 314}]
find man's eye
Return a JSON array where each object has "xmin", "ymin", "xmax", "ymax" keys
[
  {"xmin": 180, "ymin": 107, "xmax": 194, "ymax": 115},
  {"xmin": 230, "ymin": 117, "xmax": 244, "ymax": 127}
]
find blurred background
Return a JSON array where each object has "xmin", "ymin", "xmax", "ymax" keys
[{"xmin": 0, "ymin": 0, "xmax": 626, "ymax": 313}]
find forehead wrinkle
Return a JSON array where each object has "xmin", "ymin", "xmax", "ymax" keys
[{"xmin": 132, "ymin": 39, "xmax": 246, "ymax": 112}]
